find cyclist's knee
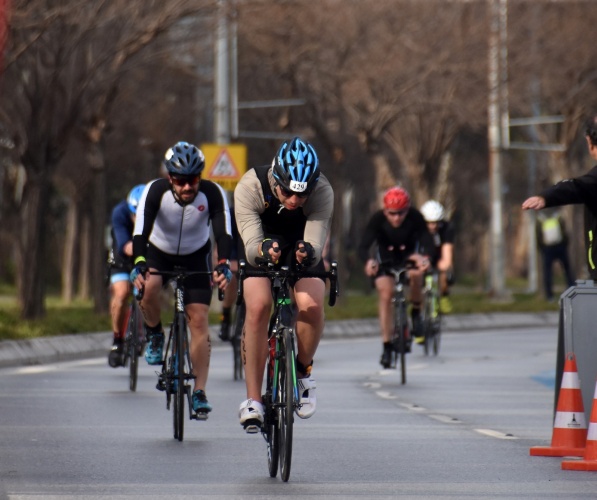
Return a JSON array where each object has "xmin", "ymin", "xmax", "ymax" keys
[
  {"xmin": 378, "ymin": 288, "xmax": 393, "ymax": 303},
  {"xmin": 297, "ymin": 304, "xmax": 324, "ymax": 325},
  {"xmin": 244, "ymin": 305, "xmax": 269, "ymax": 331}
]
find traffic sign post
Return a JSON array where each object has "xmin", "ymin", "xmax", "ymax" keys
[{"xmin": 201, "ymin": 143, "xmax": 247, "ymax": 191}]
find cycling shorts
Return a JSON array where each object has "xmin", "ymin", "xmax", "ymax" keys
[
  {"xmin": 110, "ymin": 259, "xmax": 132, "ymax": 284},
  {"xmin": 146, "ymin": 242, "xmax": 213, "ymax": 306}
]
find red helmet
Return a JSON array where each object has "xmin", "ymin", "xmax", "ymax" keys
[{"xmin": 383, "ymin": 186, "xmax": 411, "ymax": 211}]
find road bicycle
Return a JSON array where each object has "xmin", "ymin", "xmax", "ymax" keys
[
  {"xmin": 120, "ymin": 298, "xmax": 145, "ymax": 392},
  {"xmin": 138, "ymin": 267, "xmax": 223, "ymax": 442},
  {"xmin": 381, "ymin": 263, "xmax": 415, "ymax": 385},
  {"xmin": 421, "ymin": 270, "xmax": 442, "ymax": 356},
  {"xmin": 236, "ymin": 259, "xmax": 339, "ymax": 482}
]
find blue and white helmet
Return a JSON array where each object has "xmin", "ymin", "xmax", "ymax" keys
[
  {"xmin": 127, "ymin": 184, "xmax": 146, "ymax": 214},
  {"xmin": 163, "ymin": 141, "xmax": 205, "ymax": 176},
  {"xmin": 272, "ymin": 137, "xmax": 320, "ymax": 195}
]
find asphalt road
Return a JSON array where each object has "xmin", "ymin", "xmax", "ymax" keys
[{"xmin": 2, "ymin": 320, "xmax": 597, "ymax": 499}]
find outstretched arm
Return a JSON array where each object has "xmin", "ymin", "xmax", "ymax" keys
[{"xmin": 521, "ymin": 196, "xmax": 546, "ymax": 211}]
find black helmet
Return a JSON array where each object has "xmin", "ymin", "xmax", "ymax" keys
[
  {"xmin": 272, "ymin": 137, "xmax": 320, "ymax": 195},
  {"xmin": 163, "ymin": 141, "xmax": 205, "ymax": 176}
]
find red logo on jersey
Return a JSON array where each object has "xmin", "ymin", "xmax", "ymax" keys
[{"xmin": 198, "ymin": 205, "xmax": 206, "ymax": 212}]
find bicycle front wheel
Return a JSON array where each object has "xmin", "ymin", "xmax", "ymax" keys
[
  {"xmin": 265, "ymin": 388, "xmax": 279, "ymax": 478},
  {"xmin": 173, "ymin": 313, "xmax": 186, "ymax": 442},
  {"xmin": 398, "ymin": 303, "xmax": 407, "ymax": 385},
  {"xmin": 128, "ymin": 302, "xmax": 144, "ymax": 392},
  {"xmin": 278, "ymin": 327, "xmax": 295, "ymax": 482}
]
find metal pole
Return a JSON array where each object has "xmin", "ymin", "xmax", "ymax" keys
[
  {"xmin": 230, "ymin": 0, "xmax": 238, "ymax": 140},
  {"xmin": 487, "ymin": 0, "xmax": 506, "ymax": 298},
  {"xmin": 214, "ymin": 0, "xmax": 230, "ymax": 144}
]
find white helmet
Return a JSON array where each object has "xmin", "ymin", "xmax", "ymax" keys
[{"xmin": 420, "ymin": 200, "xmax": 445, "ymax": 222}]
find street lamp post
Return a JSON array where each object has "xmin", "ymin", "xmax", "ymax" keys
[{"xmin": 487, "ymin": 0, "xmax": 508, "ymax": 299}]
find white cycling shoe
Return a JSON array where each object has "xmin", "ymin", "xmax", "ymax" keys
[
  {"xmin": 296, "ymin": 377, "xmax": 317, "ymax": 419},
  {"xmin": 239, "ymin": 399, "xmax": 264, "ymax": 434}
]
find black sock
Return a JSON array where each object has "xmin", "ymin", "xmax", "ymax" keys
[
  {"xmin": 296, "ymin": 359, "xmax": 313, "ymax": 378},
  {"xmin": 221, "ymin": 307, "xmax": 231, "ymax": 322},
  {"xmin": 145, "ymin": 322, "xmax": 163, "ymax": 336}
]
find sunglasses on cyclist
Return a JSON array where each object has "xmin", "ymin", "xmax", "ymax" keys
[
  {"xmin": 279, "ymin": 186, "xmax": 309, "ymax": 199},
  {"xmin": 170, "ymin": 175, "xmax": 200, "ymax": 187},
  {"xmin": 386, "ymin": 209, "xmax": 408, "ymax": 217}
]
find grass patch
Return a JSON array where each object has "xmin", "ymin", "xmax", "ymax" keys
[{"xmin": 0, "ymin": 278, "xmax": 561, "ymax": 342}]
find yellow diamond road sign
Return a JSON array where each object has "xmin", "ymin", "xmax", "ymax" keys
[{"xmin": 201, "ymin": 143, "xmax": 247, "ymax": 192}]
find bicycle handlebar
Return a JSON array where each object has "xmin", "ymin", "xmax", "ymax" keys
[
  {"xmin": 135, "ymin": 268, "xmax": 225, "ymax": 302},
  {"xmin": 236, "ymin": 259, "xmax": 339, "ymax": 307}
]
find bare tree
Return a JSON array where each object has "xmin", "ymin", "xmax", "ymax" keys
[{"xmin": 0, "ymin": 0, "xmax": 215, "ymax": 318}]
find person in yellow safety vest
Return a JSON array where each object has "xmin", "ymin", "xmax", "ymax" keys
[{"xmin": 535, "ymin": 209, "xmax": 575, "ymax": 302}]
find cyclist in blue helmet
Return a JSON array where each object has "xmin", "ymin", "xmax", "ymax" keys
[
  {"xmin": 272, "ymin": 137, "xmax": 320, "ymax": 196},
  {"xmin": 127, "ymin": 184, "xmax": 146, "ymax": 215},
  {"xmin": 234, "ymin": 137, "xmax": 333, "ymax": 432},
  {"xmin": 107, "ymin": 184, "xmax": 146, "ymax": 367}
]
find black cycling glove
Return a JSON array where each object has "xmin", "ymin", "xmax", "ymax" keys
[
  {"xmin": 295, "ymin": 240, "xmax": 315, "ymax": 267},
  {"xmin": 214, "ymin": 260, "xmax": 232, "ymax": 283},
  {"xmin": 260, "ymin": 238, "xmax": 281, "ymax": 264},
  {"xmin": 129, "ymin": 260, "xmax": 148, "ymax": 283}
]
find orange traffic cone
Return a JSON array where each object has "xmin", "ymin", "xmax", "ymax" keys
[
  {"xmin": 530, "ymin": 352, "xmax": 586, "ymax": 457},
  {"xmin": 562, "ymin": 379, "xmax": 597, "ymax": 470}
]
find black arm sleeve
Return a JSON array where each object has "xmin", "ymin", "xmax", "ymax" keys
[
  {"xmin": 542, "ymin": 166, "xmax": 597, "ymax": 207},
  {"xmin": 358, "ymin": 212, "xmax": 383, "ymax": 263},
  {"xmin": 132, "ymin": 179, "xmax": 164, "ymax": 263},
  {"xmin": 204, "ymin": 181, "xmax": 233, "ymax": 261}
]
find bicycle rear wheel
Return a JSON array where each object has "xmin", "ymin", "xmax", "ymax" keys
[
  {"xmin": 173, "ymin": 313, "xmax": 186, "ymax": 441},
  {"xmin": 422, "ymin": 298, "xmax": 433, "ymax": 357},
  {"xmin": 278, "ymin": 327, "xmax": 295, "ymax": 482},
  {"xmin": 232, "ymin": 301, "xmax": 245, "ymax": 381},
  {"xmin": 432, "ymin": 316, "xmax": 442, "ymax": 355}
]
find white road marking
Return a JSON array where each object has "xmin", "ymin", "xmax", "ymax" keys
[{"xmin": 475, "ymin": 428, "xmax": 518, "ymax": 439}]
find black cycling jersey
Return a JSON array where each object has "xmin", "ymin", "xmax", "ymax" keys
[
  {"xmin": 541, "ymin": 164, "xmax": 597, "ymax": 279},
  {"xmin": 358, "ymin": 208, "xmax": 434, "ymax": 266},
  {"xmin": 429, "ymin": 220, "xmax": 455, "ymax": 267},
  {"xmin": 110, "ymin": 199, "xmax": 134, "ymax": 271}
]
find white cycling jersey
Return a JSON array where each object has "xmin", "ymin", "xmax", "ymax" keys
[{"xmin": 133, "ymin": 178, "xmax": 232, "ymax": 258}]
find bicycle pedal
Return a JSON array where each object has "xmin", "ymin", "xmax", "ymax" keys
[
  {"xmin": 242, "ymin": 420, "xmax": 262, "ymax": 434},
  {"xmin": 192, "ymin": 411, "xmax": 209, "ymax": 421}
]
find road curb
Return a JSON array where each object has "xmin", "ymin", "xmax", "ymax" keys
[{"xmin": 0, "ymin": 312, "xmax": 559, "ymax": 369}]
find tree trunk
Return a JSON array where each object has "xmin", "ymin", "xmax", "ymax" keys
[
  {"xmin": 61, "ymin": 197, "xmax": 79, "ymax": 303},
  {"xmin": 88, "ymin": 141, "xmax": 109, "ymax": 314},
  {"xmin": 17, "ymin": 176, "xmax": 49, "ymax": 319},
  {"xmin": 370, "ymin": 152, "xmax": 396, "ymax": 207},
  {"xmin": 402, "ymin": 159, "xmax": 429, "ymax": 208},
  {"xmin": 77, "ymin": 212, "xmax": 91, "ymax": 300}
]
